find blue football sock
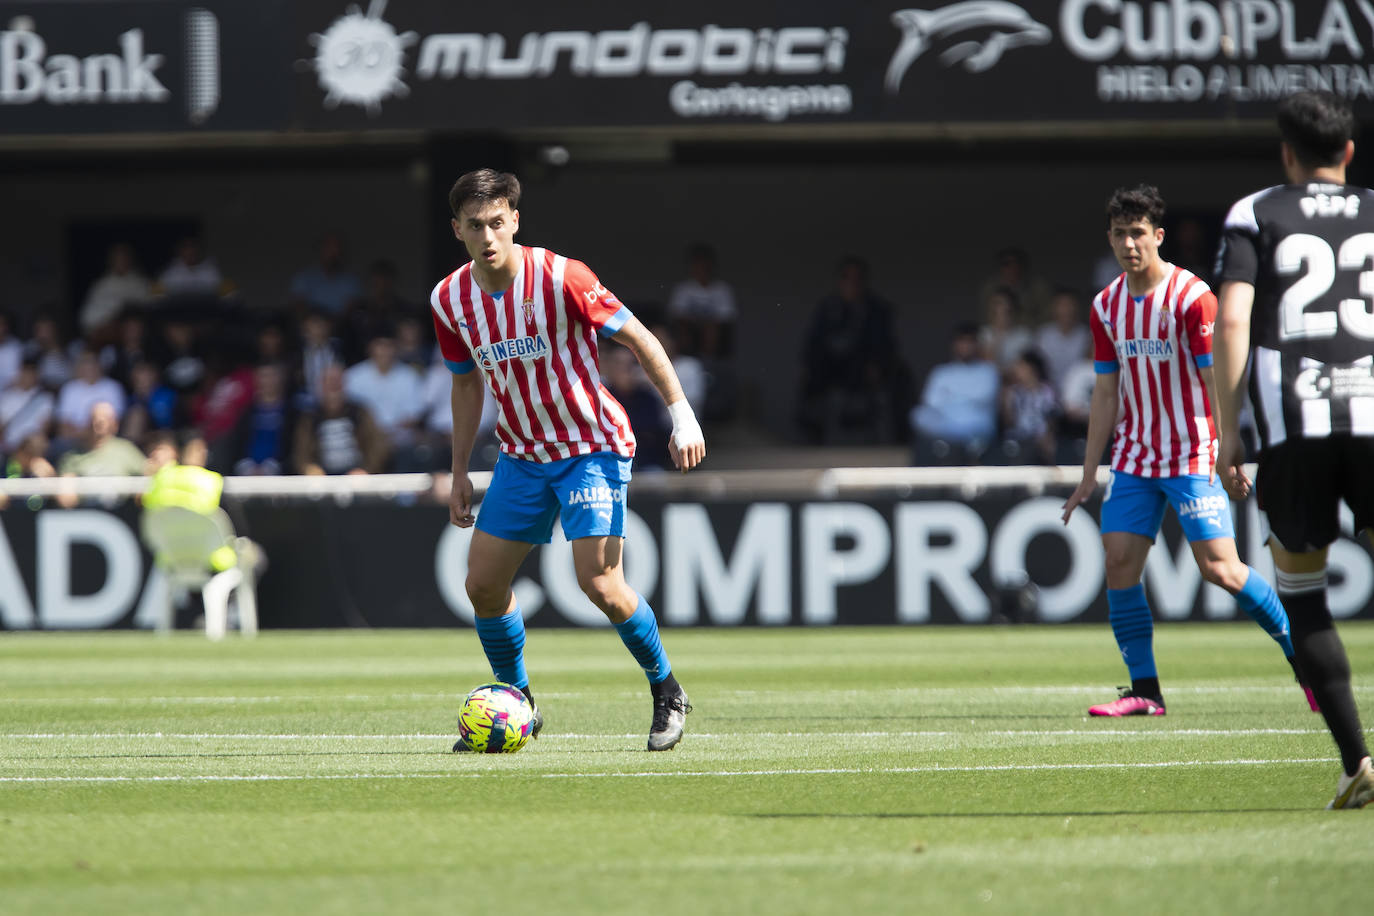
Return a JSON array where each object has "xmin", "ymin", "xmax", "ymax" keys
[
  {"xmin": 614, "ymin": 596, "xmax": 672, "ymax": 685},
  {"xmin": 473, "ymin": 606, "xmax": 528, "ymax": 690},
  {"xmin": 1108, "ymin": 584, "xmax": 1156, "ymax": 680},
  {"xmin": 1234, "ymin": 567, "xmax": 1296, "ymax": 658}
]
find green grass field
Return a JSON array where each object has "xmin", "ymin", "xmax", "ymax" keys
[{"xmin": 2, "ymin": 624, "xmax": 1371, "ymax": 915}]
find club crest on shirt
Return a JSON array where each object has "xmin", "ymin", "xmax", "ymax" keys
[{"xmin": 523, "ymin": 298, "xmax": 535, "ymax": 323}]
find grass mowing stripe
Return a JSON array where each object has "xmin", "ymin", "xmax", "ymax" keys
[
  {"xmin": 0, "ymin": 727, "xmax": 1357, "ymax": 739},
  {"xmin": 3, "ymin": 686, "xmax": 1371, "ymax": 704},
  {"xmin": 0, "ymin": 756, "xmax": 1340, "ymax": 783}
]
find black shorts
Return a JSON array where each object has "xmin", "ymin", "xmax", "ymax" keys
[{"xmin": 1255, "ymin": 435, "xmax": 1374, "ymax": 551}]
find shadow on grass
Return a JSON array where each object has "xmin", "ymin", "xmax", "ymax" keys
[{"xmin": 743, "ymin": 808, "xmax": 1312, "ymax": 818}]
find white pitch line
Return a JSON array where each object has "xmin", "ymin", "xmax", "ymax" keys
[
  {"xmin": 0, "ymin": 756, "xmax": 1339, "ymax": 784},
  {"xmin": 0, "ymin": 727, "xmax": 1354, "ymax": 741}
]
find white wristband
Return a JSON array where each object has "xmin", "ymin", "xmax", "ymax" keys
[{"xmin": 667, "ymin": 399, "xmax": 704, "ymax": 448}]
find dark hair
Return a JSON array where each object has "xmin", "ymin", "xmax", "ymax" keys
[
  {"xmin": 146, "ymin": 430, "xmax": 178, "ymax": 452},
  {"xmin": 837, "ymin": 255, "xmax": 869, "ymax": 277},
  {"xmin": 1106, "ymin": 184, "xmax": 1166, "ymax": 229},
  {"xmin": 985, "ymin": 284, "xmax": 1022, "ymax": 315},
  {"xmin": 686, "ymin": 243, "xmax": 716, "ymax": 264},
  {"xmin": 1017, "ymin": 349, "xmax": 1048, "ymax": 382},
  {"xmin": 953, "ymin": 320, "xmax": 981, "ymax": 339},
  {"xmin": 368, "ymin": 258, "xmax": 399, "ymax": 279},
  {"xmin": 449, "ymin": 169, "xmax": 522, "ymax": 218},
  {"xmin": 1278, "ymin": 91, "xmax": 1354, "ymax": 169}
]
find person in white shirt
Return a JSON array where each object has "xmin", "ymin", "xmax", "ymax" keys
[
  {"xmin": 157, "ymin": 237, "xmax": 224, "ymax": 298},
  {"xmin": 56, "ymin": 347, "xmax": 126, "ymax": 441},
  {"xmin": 0, "ymin": 361, "xmax": 55, "ymax": 454},
  {"xmin": 344, "ymin": 329, "xmax": 424, "ymax": 469},
  {"xmin": 81, "ymin": 244, "xmax": 151, "ymax": 336},
  {"xmin": 1033, "ymin": 288, "xmax": 1092, "ymax": 394},
  {"xmin": 910, "ymin": 323, "xmax": 1001, "ymax": 463},
  {"xmin": 977, "ymin": 286, "xmax": 1033, "ymax": 372},
  {"xmin": 0, "ymin": 312, "xmax": 23, "ymax": 393},
  {"xmin": 666, "ymin": 244, "xmax": 737, "ymax": 360}
]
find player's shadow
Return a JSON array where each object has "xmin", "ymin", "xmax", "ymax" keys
[
  {"xmin": 741, "ymin": 714, "xmax": 1076, "ymax": 722},
  {"xmin": 745, "ymin": 807, "xmax": 1311, "ymax": 818}
]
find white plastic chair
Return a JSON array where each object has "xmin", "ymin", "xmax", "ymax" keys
[{"xmin": 140, "ymin": 506, "xmax": 259, "ymax": 640}]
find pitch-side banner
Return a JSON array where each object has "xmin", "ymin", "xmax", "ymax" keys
[
  {"xmin": 0, "ymin": 0, "xmax": 288, "ymax": 133},
  {"xmin": 287, "ymin": 0, "xmax": 1374, "ymax": 128},
  {"xmin": 5, "ymin": 1, "xmax": 1374, "ymax": 134},
  {"xmin": 0, "ymin": 491, "xmax": 1370, "ymax": 629}
]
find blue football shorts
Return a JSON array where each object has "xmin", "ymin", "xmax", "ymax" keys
[
  {"xmin": 475, "ymin": 451, "xmax": 632, "ymax": 544},
  {"xmin": 1099, "ymin": 470, "xmax": 1234, "ymax": 543}
]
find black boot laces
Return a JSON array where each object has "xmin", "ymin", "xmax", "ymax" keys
[{"xmin": 651, "ymin": 692, "xmax": 692, "ymax": 732}]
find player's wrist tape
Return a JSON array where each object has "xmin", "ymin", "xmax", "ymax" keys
[{"xmin": 667, "ymin": 399, "xmax": 704, "ymax": 447}]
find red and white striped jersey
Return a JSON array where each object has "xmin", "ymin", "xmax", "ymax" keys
[
  {"xmin": 429, "ymin": 245, "xmax": 636, "ymax": 463},
  {"xmin": 1090, "ymin": 264, "xmax": 1218, "ymax": 478}
]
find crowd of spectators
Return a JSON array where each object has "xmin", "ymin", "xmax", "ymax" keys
[
  {"xmin": 3, "ymin": 234, "xmax": 1247, "ymax": 478},
  {"xmin": 1, "ymin": 235, "xmax": 497, "ymax": 484},
  {"xmin": 2, "ymin": 236, "xmax": 725, "ymax": 482}
]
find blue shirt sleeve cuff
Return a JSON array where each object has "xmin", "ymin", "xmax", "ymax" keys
[
  {"xmin": 446, "ymin": 358, "xmax": 475, "ymax": 375},
  {"xmin": 1094, "ymin": 360, "xmax": 1119, "ymax": 374},
  {"xmin": 598, "ymin": 304, "xmax": 632, "ymax": 337},
  {"xmin": 1193, "ymin": 353, "xmax": 1214, "ymax": 368}
]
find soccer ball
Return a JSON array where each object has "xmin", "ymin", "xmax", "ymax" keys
[{"xmin": 458, "ymin": 682, "xmax": 535, "ymax": 753}]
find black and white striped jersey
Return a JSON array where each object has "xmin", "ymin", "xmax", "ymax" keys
[{"xmin": 1216, "ymin": 182, "xmax": 1374, "ymax": 447}]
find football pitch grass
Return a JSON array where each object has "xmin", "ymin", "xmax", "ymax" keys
[{"xmin": 2, "ymin": 625, "xmax": 1371, "ymax": 915}]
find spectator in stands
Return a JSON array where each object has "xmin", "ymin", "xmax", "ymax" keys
[
  {"xmin": 979, "ymin": 286, "xmax": 1034, "ymax": 372},
  {"xmin": 395, "ymin": 314, "xmax": 432, "ymax": 373},
  {"xmin": 192, "ymin": 356, "xmax": 255, "ymax": 463},
  {"xmin": 55, "ymin": 346, "xmax": 125, "ymax": 444},
  {"xmin": 106, "ymin": 313, "xmax": 153, "ymax": 390},
  {"xmin": 253, "ymin": 319, "xmax": 294, "ymax": 382},
  {"xmin": 143, "ymin": 429, "xmax": 179, "ymax": 476},
  {"xmin": 0, "ymin": 360, "xmax": 55, "ymax": 457},
  {"xmin": 909, "ymin": 322, "xmax": 1000, "ymax": 465},
  {"xmin": 58, "ymin": 400, "xmax": 145, "ymax": 479},
  {"xmin": 343, "ymin": 258, "xmax": 413, "ymax": 362},
  {"xmin": 289, "ymin": 233, "xmax": 362, "ymax": 316},
  {"xmin": 6, "ymin": 433, "xmax": 55, "ymax": 480},
  {"xmin": 296, "ymin": 307, "xmax": 343, "ymax": 407},
  {"xmin": 667, "ymin": 243, "xmax": 737, "ymax": 360},
  {"xmin": 996, "ymin": 350, "xmax": 1058, "ymax": 465},
  {"xmin": 978, "ymin": 247, "xmax": 1052, "ymax": 326},
  {"xmin": 119, "ymin": 360, "xmax": 178, "ymax": 449},
  {"xmin": 650, "ymin": 322, "xmax": 706, "ymax": 417},
  {"xmin": 293, "ymin": 364, "xmax": 388, "ymax": 475},
  {"xmin": 157, "ymin": 319, "xmax": 206, "ymax": 394},
  {"xmin": 344, "ymin": 327, "xmax": 424, "ymax": 471},
  {"xmin": 81, "ymin": 243, "xmax": 150, "ymax": 339},
  {"xmin": 419, "ymin": 349, "xmax": 498, "ymax": 472},
  {"xmin": 603, "ymin": 344, "xmax": 672, "ymax": 470},
  {"xmin": 1033, "ymin": 287, "xmax": 1091, "ymax": 395},
  {"xmin": 1056, "ymin": 343, "xmax": 1097, "ymax": 463},
  {"xmin": 156, "ymin": 236, "xmax": 225, "ymax": 298},
  {"xmin": 1170, "ymin": 215, "xmax": 1213, "ymax": 283},
  {"xmin": 223, "ymin": 364, "xmax": 297, "ymax": 476},
  {"xmin": 0, "ymin": 311, "xmax": 22, "ymax": 393},
  {"xmin": 0, "ymin": 430, "xmax": 55, "ymax": 511},
  {"xmin": 798, "ymin": 256, "xmax": 904, "ymax": 444},
  {"xmin": 24, "ymin": 316, "xmax": 72, "ymax": 391}
]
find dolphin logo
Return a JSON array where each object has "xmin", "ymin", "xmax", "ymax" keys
[{"xmin": 886, "ymin": 1, "xmax": 1052, "ymax": 93}]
